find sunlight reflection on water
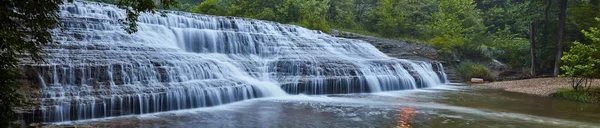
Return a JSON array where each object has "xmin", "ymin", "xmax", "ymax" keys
[{"xmin": 395, "ymin": 107, "xmax": 417, "ymax": 128}]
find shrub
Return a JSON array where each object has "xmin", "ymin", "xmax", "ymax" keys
[
  {"xmin": 456, "ymin": 62, "xmax": 495, "ymax": 82},
  {"xmin": 553, "ymin": 88, "xmax": 600, "ymax": 103},
  {"xmin": 560, "ymin": 23, "xmax": 600, "ymax": 91},
  {"xmin": 488, "ymin": 28, "xmax": 531, "ymax": 67}
]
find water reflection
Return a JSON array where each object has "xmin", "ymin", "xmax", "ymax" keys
[
  {"xmin": 394, "ymin": 107, "xmax": 416, "ymax": 128},
  {"xmin": 48, "ymin": 87, "xmax": 600, "ymax": 128}
]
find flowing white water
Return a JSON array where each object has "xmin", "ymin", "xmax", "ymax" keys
[{"xmin": 23, "ymin": 1, "xmax": 447, "ymax": 123}]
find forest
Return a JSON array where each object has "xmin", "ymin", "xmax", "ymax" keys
[
  {"xmin": 1, "ymin": 0, "xmax": 600, "ymax": 127},
  {"xmin": 165, "ymin": 0, "xmax": 600, "ymax": 101},
  {"xmin": 90, "ymin": 0, "xmax": 600, "ymax": 77}
]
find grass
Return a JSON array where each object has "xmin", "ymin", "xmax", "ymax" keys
[{"xmin": 553, "ymin": 88, "xmax": 600, "ymax": 103}]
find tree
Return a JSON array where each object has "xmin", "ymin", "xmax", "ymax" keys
[
  {"xmin": 560, "ymin": 18, "xmax": 600, "ymax": 91},
  {"xmin": 402, "ymin": 0, "xmax": 437, "ymax": 39},
  {"xmin": 297, "ymin": 0, "xmax": 331, "ymax": 32},
  {"xmin": 276, "ymin": 0, "xmax": 302, "ymax": 23},
  {"xmin": 554, "ymin": 0, "xmax": 568, "ymax": 76},
  {"xmin": 428, "ymin": 0, "xmax": 481, "ymax": 55},
  {"xmin": 560, "ymin": 42, "xmax": 600, "ymax": 91},
  {"xmin": 1, "ymin": 1, "xmax": 64, "ymax": 126},
  {"xmin": 375, "ymin": 0, "xmax": 405, "ymax": 37},
  {"xmin": 0, "ymin": 0, "xmax": 176, "ymax": 126},
  {"xmin": 117, "ymin": 0, "xmax": 178, "ymax": 34},
  {"xmin": 190, "ymin": 0, "xmax": 226, "ymax": 15},
  {"xmin": 254, "ymin": 8, "xmax": 278, "ymax": 21},
  {"xmin": 530, "ymin": 23, "xmax": 537, "ymax": 76},
  {"xmin": 328, "ymin": 0, "xmax": 356, "ymax": 29}
]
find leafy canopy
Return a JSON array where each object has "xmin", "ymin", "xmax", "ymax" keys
[{"xmin": 0, "ymin": 0, "xmax": 65, "ymax": 126}]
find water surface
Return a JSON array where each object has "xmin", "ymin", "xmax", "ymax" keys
[{"xmin": 51, "ymin": 86, "xmax": 600, "ymax": 128}]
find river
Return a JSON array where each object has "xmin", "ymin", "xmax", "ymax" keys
[{"xmin": 50, "ymin": 85, "xmax": 600, "ymax": 128}]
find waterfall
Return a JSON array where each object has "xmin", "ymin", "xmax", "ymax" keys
[{"xmin": 21, "ymin": 1, "xmax": 448, "ymax": 123}]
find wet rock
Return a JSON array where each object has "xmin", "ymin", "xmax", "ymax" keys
[
  {"xmin": 331, "ymin": 29, "xmax": 440, "ymax": 62},
  {"xmin": 471, "ymin": 78, "xmax": 485, "ymax": 83}
]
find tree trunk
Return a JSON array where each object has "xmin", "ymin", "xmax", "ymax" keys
[
  {"xmin": 544, "ymin": 0, "xmax": 551, "ymax": 38},
  {"xmin": 530, "ymin": 23, "xmax": 536, "ymax": 77},
  {"xmin": 554, "ymin": 0, "xmax": 567, "ymax": 76}
]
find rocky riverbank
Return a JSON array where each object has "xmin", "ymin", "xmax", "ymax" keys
[{"xmin": 482, "ymin": 77, "xmax": 600, "ymax": 96}]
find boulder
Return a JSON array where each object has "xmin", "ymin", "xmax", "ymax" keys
[{"xmin": 471, "ymin": 78, "xmax": 485, "ymax": 83}]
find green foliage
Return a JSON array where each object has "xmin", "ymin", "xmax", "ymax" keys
[
  {"xmin": 168, "ymin": 0, "xmax": 600, "ymax": 73},
  {"xmin": 190, "ymin": 0, "xmax": 332, "ymax": 32},
  {"xmin": 560, "ymin": 42, "xmax": 600, "ymax": 78},
  {"xmin": 0, "ymin": 0, "xmax": 173, "ymax": 126},
  {"xmin": 328, "ymin": 0, "xmax": 356, "ymax": 29},
  {"xmin": 429, "ymin": 34, "xmax": 464, "ymax": 55},
  {"xmin": 456, "ymin": 62, "xmax": 495, "ymax": 82},
  {"xmin": 560, "ymin": 22, "xmax": 600, "ymax": 91},
  {"xmin": 402, "ymin": 0, "xmax": 438, "ymax": 38},
  {"xmin": 560, "ymin": 25, "xmax": 600, "ymax": 91},
  {"xmin": 116, "ymin": 0, "xmax": 178, "ymax": 34},
  {"xmin": 254, "ymin": 8, "xmax": 278, "ymax": 21},
  {"xmin": 428, "ymin": 0, "xmax": 488, "ymax": 61},
  {"xmin": 570, "ymin": 3, "xmax": 600, "ymax": 36},
  {"xmin": 191, "ymin": 0, "xmax": 225, "ymax": 15},
  {"xmin": 0, "ymin": 0, "xmax": 65, "ymax": 126},
  {"xmin": 583, "ymin": 21, "xmax": 600, "ymax": 45},
  {"xmin": 488, "ymin": 27, "xmax": 531, "ymax": 67},
  {"xmin": 296, "ymin": 0, "xmax": 331, "ymax": 32},
  {"xmin": 553, "ymin": 88, "xmax": 600, "ymax": 103},
  {"xmin": 374, "ymin": 0, "xmax": 405, "ymax": 37}
]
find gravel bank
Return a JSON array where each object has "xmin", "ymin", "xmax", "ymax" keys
[{"xmin": 483, "ymin": 78, "xmax": 600, "ymax": 96}]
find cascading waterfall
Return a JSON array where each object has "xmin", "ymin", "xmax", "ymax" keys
[{"xmin": 20, "ymin": 1, "xmax": 448, "ymax": 123}]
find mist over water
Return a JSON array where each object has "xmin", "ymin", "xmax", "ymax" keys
[{"xmin": 24, "ymin": 1, "xmax": 448, "ymax": 123}]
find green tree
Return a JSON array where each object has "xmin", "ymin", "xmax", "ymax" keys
[
  {"xmin": 375, "ymin": 0, "xmax": 406, "ymax": 37},
  {"xmin": 276, "ymin": 0, "xmax": 302, "ymax": 23},
  {"xmin": 191, "ymin": 0, "xmax": 226, "ymax": 15},
  {"xmin": 117, "ymin": 0, "xmax": 178, "ymax": 34},
  {"xmin": 327, "ymin": 0, "xmax": 355, "ymax": 28},
  {"xmin": 489, "ymin": 27, "xmax": 531, "ymax": 67},
  {"xmin": 0, "ymin": 1, "xmax": 64, "ymax": 126},
  {"xmin": 429, "ymin": 0, "xmax": 481, "ymax": 55},
  {"xmin": 560, "ymin": 18, "xmax": 600, "ymax": 91},
  {"xmin": 403, "ymin": 0, "xmax": 437, "ymax": 39},
  {"xmin": 297, "ymin": 0, "xmax": 331, "ymax": 32},
  {"xmin": 569, "ymin": 3, "xmax": 600, "ymax": 32},
  {"xmin": 254, "ymin": 8, "xmax": 278, "ymax": 21},
  {"xmin": 328, "ymin": 0, "xmax": 356, "ymax": 29},
  {"xmin": 554, "ymin": 0, "xmax": 568, "ymax": 76}
]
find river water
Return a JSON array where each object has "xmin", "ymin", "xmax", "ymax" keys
[{"xmin": 50, "ymin": 86, "xmax": 600, "ymax": 128}]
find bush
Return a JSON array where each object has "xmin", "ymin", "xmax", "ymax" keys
[
  {"xmin": 488, "ymin": 28, "xmax": 531, "ymax": 67},
  {"xmin": 553, "ymin": 88, "xmax": 600, "ymax": 103},
  {"xmin": 456, "ymin": 62, "xmax": 495, "ymax": 82},
  {"xmin": 560, "ymin": 25, "xmax": 600, "ymax": 91}
]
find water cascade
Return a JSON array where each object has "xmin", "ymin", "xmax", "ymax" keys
[{"xmin": 20, "ymin": 1, "xmax": 448, "ymax": 123}]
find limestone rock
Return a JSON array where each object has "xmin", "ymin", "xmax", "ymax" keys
[{"xmin": 471, "ymin": 78, "xmax": 485, "ymax": 83}]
